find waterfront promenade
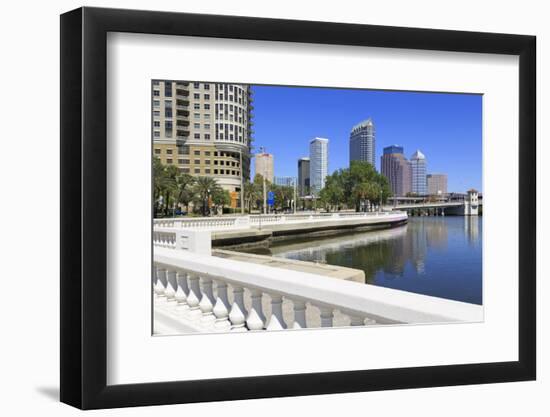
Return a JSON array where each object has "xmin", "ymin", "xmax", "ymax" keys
[
  {"xmin": 154, "ymin": 211, "xmax": 409, "ymax": 248},
  {"xmin": 152, "ymin": 211, "xmax": 483, "ymax": 334}
]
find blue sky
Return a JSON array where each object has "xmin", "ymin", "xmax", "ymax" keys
[{"xmin": 250, "ymin": 85, "xmax": 482, "ymax": 193}]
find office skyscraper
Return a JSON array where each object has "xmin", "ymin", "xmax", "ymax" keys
[
  {"xmin": 298, "ymin": 157, "xmax": 310, "ymax": 196},
  {"xmin": 152, "ymin": 80, "xmax": 253, "ymax": 192},
  {"xmin": 410, "ymin": 150, "xmax": 427, "ymax": 195},
  {"xmin": 349, "ymin": 117, "xmax": 376, "ymax": 167},
  {"xmin": 381, "ymin": 145, "xmax": 412, "ymax": 197},
  {"xmin": 255, "ymin": 152, "xmax": 274, "ymax": 183},
  {"xmin": 427, "ymin": 173, "xmax": 448, "ymax": 195},
  {"xmin": 309, "ymin": 138, "xmax": 329, "ymax": 195}
]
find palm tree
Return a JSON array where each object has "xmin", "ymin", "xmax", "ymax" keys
[
  {"xmin": 193, "ymin": 176, "xmax": 220, "ymax": 216},
  {"xmin": 162, "ymin": 165, "xmax": 179, "ymax": 216},
  {"xmin": 153, "ymin": 157, "xmax": 178, "ymax": 217},
  {"xmin": 243, "ymin": 181, "xmax": 260, "ymax": 213},
  {"xmin": 175, "ymin": 173, "xmax": 195, "ymax": 214}
]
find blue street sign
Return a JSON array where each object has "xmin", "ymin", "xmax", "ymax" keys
[{"xmin": 267, "ymin": 191, "xmax": 275, "ymax": 206}]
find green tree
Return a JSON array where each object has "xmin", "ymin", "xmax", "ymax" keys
[
  {"xmin": 212, "ymin": 188, "xmax": 231, "ymax": 213},
  {"xmin": 175, "ymin": 173, "xmax": 196, "ymax": 214},
  {"xmin": 193, "ymin": 176, "xmax": 221, "ymax": 216},
  {"xmin": 319, "ymin": 172, "xmax": 344, "ymax": 212},
  {"xmin": 316, "ymin": 161, "xmax": 392, "ymax": 212}
]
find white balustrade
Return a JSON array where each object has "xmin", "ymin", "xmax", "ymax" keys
[
  {"xmin": 153, "ymin": 228, "xmax": 211, "ymax": 255},
  {"xmin": 154, "ymin": 216, "xmax": 249, "ymax": 230},
  {"xmin": 153, "ymin": 247, "xmax": 483, "ymax": 334}
]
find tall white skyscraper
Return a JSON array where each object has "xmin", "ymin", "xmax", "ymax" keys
[
  {"xmin": 349, "ymin": 118, "xmax": 376, "ymax": 167},
  {"xmin": 410, "ymin": 150, "xmax": 427, "ymax": 195},
  {"xmin": 309, "ymin": 137, "xmax": 329, "ymax": 195}
]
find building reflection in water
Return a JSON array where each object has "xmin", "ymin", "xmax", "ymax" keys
[{"xmin": 270, "ymin": 216, "xmax": 482, "ymax": 290}]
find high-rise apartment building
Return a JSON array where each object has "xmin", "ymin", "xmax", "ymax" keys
[
  {"xmin": 410, "ymin": 150, "xmax": 427, "ymax": 195},
  {"xmin": 152, "ymin": 80, "xmax": 253, "ymax": 192},
  {"xmin": 298, "ymin": 157, "xmax": 311, "ymax": 196},
  {"xmin": 254, "ymin": 153, "xmax": 274, "ymax": 183},
  {"xmin": 381, "ymin": 145, "xmax": 412, "ymax": 197},
  {"xmin": 427, "ymin": 173, "xmax": 448, "ymax": 195},
  {"xmin": 349, "ymin": 118, "xmax": 376, "ymax": 167},
  {"xmin": 309, "ymin": 137, "xmax": 329, "ymax": 195}
]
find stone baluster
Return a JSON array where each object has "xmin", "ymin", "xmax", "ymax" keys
[
  {"xmin": 246, "ymin": 288, "xmax": 266, "ymax": 331},
  {"xmin": 186, "ymin": 272, "xmax": 202, "ymax": 320},
  {"xmin": 350, "ymin": 315, "xmax": 365, "ymax": 326},
  {"xmin": 266, "ymin": 293, "xmax": 287, "ymax": 330},
  {"xmin": 212, "ymin": 279, "xmax": 231, "ymax": 331},
  {"xmin": 165, "ymin": 269, "xmax": 177, "ymax": 302},
  {"xmin": 199, "ymin": 277, "xmax": 216, "ymax": 328},
  {"xmin": 292, "ymin": 299, "xmax": 307, "ymax": 329},
  {"xmin": 319, "ymin": 306, "xmax": 334, "ymax": 327},
  {"xmin": 154, "ymin": 267, "xmax": 167, "ymax": 297},
  {"xmin": 229, "ymin": 285, "xmax": 247, "ymax": 331},
  {"xmin": 175, "ymin": 270, "xmax": 189, "ymax": 313}
]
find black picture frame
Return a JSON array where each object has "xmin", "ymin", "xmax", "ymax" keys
[{"xmin": 60, "ymin": 6, "xmax": 536, "ymax": 410}]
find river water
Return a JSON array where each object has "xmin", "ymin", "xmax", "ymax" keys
[{"xmin": 267, "ymin": 216, "xmax": 482, "ymax": 305}]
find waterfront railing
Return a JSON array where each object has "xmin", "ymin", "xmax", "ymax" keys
[{"xmin": 153, "ymin": 245, "xmax": 483, "ymax": 334}]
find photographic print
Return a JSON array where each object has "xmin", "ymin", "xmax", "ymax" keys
[{"xmin": 152, "ymin": 80, "xmax": 483, "ymax": 334}]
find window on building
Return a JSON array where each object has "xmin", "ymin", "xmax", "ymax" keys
[
  {"xmin": 194, "ymin": 103, "xmax": 200, "ymax": 110},
  {"xmin": 154, "ymin": 149, "xmax": 161, "ymax": 154},
  {"xmin": 214, "ymin": 160, "xmax": 218, "ymax": 165},
  {"xmin": 193, "ymin": 150, "xmax": 201, "ymax": 156},
  {"xmin": 204, "ymin": 84, "xmax": 210, "ymax": 90},
  {"xmin": 194, "ymin": 123, "xmax": 200, "ymax": 129},
  {"xmin": 194, "ymin": 133, "xmax": 200, "ymax": 139},
  {"xmin": 181, "ymin": 159, "xmax": 190, "ymax": 164},
  {"xmin": 164, "ymin": 83, "xmax": 172, "ymax": 97},
  {"xmin": 153, "ymin": 80, "xmax": 160, "ymax": 85},
  {"xmin": 153, "ymin": 100, "xmax": 160, "ymax": 107},
  {"xmin": 177, "ymin": 159, "xmax": 184, "ymax": 164},
  {"xmin": 205, "ymin": 134, "xmax": 211, "ymax": 140},
  {"xmin": 153, "ymin": 121, "xmax": 160, "ymax": 127},
  {"xmin": 194, "ymin": 159, "xmax": 200, "ymax": 165},
  {"xmin": 153, "ymin": 110, "xmax": 160, "ymax": 117},
  {"xmin": 194, "ymin": 113, "xmax": 200, "ymax": 119},
  {"xmin": 194, "ymin": 168, "xmax": 200, "ymax": 174},
  {"xmin": 205, "ymin": 169, "xmax": 211, "ymax": 174},
  {"xmin": 194, "ymin": 93, "xmax": 200, "ymax": 99},
  {"xmin": 153, "ymin": 90, "xmax": 160, "ymax": 96},
  {"xmin": 204, "ymin": 114, "xmax": 210, "ymax": 119},
  {"xmin": 205, "ymin": 160, "xmax": 211, "ymax": 165},
  {"xmin": 154, "ymin": 131, "xmax": 160, "ymax": 137},
  {"xmin": 204, "ymin": 124, "xmax": 210, "ymax": 130},
  {"xmin": 166, "ymin": 149, "xmax": 173, "ymax": 155},
  {"xmin": 204, "ymin": 94, "xmax": 210, "ymax": 100},
  {"xmin": 214, "ymin": 169, "xmax": 218, "ymax": 174},
  {"xmin": 166, "ymin": 159, "xmax": 172, "ymax": 164},
  {"xmin": 204, "ymin": 104, "xmax": 210, "ymax": 110},
  {"xmin": 193, "ymin": 82, "xmax": 200, "ymax": 88},
  {"xmin": 181, "ymin": 168, "xmax": 190, "ymax": 173},
  {"xmin": 179, "ymin": 146, "xmax": 190, "ymax": 155}
]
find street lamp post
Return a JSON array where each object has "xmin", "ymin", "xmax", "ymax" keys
[
  {"xmin": 239, "ymin": 149, "xmax": 244, "ymax": 215},
  {"xmin": 262, "ymin": 175, "xmax": 267, "ymax": 214},
  {"xmin": 293, "ymin": 178, "xmax": 297, "ymax": 214}
]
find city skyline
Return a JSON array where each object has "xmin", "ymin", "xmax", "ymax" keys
[{"xmin": 251, "ymin": 85, "xmax": 482, "ymax": 193}]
